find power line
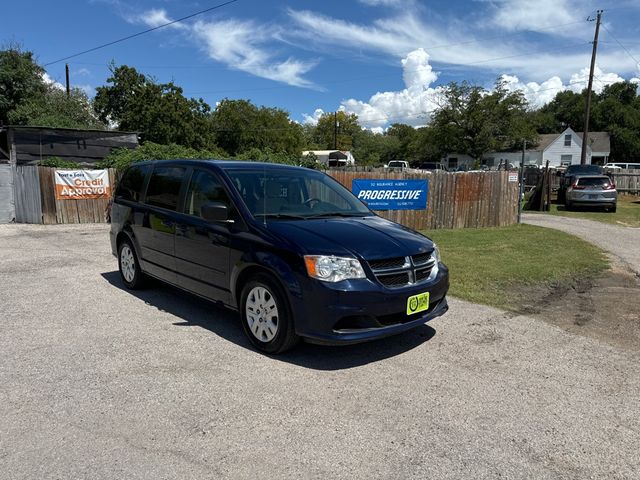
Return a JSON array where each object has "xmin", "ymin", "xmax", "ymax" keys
[
  {"xmin": 601, "ymin": 24, "xmax": 640, "ymax": 67},
  {"xmin": 43, "ymin": 0, "xmax": 240, "ymax": 66}
]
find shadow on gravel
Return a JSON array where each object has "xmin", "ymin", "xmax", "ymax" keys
[{"xmin": 101, "ymin": 271, "xmax": 436, "ymax": 371}]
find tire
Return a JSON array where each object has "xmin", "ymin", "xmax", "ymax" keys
[
  {"xmin": 565, "ymin": 200, "xmax": 572, "ymax": 211},
  {"xmin": 240, "ymin": 273, "xmax": 299, "ymax": 354},
  {"xmin": 118, "ymin": 238, "xmax": 146, "ymax": 289},
  {"xmin": 610, "ymin": 204, "xmax": 617, "ymax": 213}
]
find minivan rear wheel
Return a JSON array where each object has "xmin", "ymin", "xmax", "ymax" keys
[
  {"xmin": 240, "ymin": 273, "xmax": 299, "ymax": 353},
  {"xmin": 118, "ymin": 239, "xmax": 146, "ymax": 289}
]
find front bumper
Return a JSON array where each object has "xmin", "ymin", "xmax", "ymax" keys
[{"xmin": 289, "ymin": 264, "xmax": 449, "ymax": 345}]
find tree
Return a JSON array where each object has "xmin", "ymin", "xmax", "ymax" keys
[
  {"xmin": 429, "ymin": 80, "xmax": 537, "ymax": 163},
  {"xmin": 94, "ymin": 64, "xmax": 214, "ymax": 149},
  {"xmin": 0, "ymin": 45, "xmax": 47, "ymax": 125},
  {"xmin": 535, "ymin": 89, "xmax": 586, "ymax": 133},
  {"xmin": 352, "ymin": 129, "xmax": 400, "ymax": 166},
  {"xmin": 211, "ymin": 99, "xmax": 304, "ymax": 157},
  {"xmin": 9, "ymin": 85, "xmax": 104, "ymax": 129},
  {"xmin": 313, "ymin": 111, "xmax": 361, "ymax": 150}
]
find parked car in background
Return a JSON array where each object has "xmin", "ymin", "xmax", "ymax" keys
[
  {"xmin": 557, "ymin": 164, "xmax": 603, "ymax": 204},
  {"xmin": 418, "ymin": 162, "xmax": 448, "ymax": 172},
  {"xmin": 604, "ymin": 162, "xmax": 640, "ymax": 170},
  {"xmin": 387, "ymin": 160, "xmax": 409, "ymax": 169},
  {"xmin": 110, "ymin": 160, "xmax": 450, "ymax": 353},
  {"xmin": 565, "ymin": 175, "xmax": 617, "ymax": 212}
]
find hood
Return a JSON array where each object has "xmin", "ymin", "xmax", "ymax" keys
[{"xmin": 264, "ymin": 216, "xmax": 433, "ymax": 260}]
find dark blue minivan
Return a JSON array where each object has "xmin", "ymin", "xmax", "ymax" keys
[{"xmin": 110, "ymin": 160, "xmax": 449, "ymax": 353}]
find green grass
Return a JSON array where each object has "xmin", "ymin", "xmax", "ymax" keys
[
  {"xmin": 532, "ymin": 195, "xmax": 640, "ymax": 227},
  {"xmin": 426, "ymin": 224, "xmax": 609, "ymax": 310}
]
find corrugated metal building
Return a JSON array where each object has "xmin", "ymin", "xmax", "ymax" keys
[{"xmin": 0, "ymin": 125, "xmax": 139, "ymax": 166}]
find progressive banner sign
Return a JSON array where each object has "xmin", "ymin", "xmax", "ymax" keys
[
  {"xmin": 352, "ymin": 179, "xmax": 428, "ymax": 210},
  {"xmin": 54, "ymin": 170, "xmax": 111, "ymax": 200}
]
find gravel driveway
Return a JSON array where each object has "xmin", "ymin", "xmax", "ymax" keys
[
  {"xmin": 1, "ymin": 224, "xmax": 639, "ymax": 479},
  {"xmin": 522, "ymin": 213, "xmax": 640, "ymax": 275}
]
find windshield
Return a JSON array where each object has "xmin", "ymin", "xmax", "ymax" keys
[
  {"xmin": 224, "ymin": 168, "xmax": 373, "ymax": 219},
  {"xmin": 566, "ymin": 165, "xmax": 602, "ymax": 174},
  {"xmin": 388, "ymin": 161, "xmax": 405, "ymax": 167}
]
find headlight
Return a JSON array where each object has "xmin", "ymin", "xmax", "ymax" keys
[
  {"xmin": 432, "ymin": 244, "xmax": 441, "ymax": 263},
  {"xmin": 304, "ymin": 255, "xmax": 366, "ymax": 282}
]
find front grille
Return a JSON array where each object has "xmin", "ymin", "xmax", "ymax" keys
[
  {"xmin": 377, "ymin": 272, "xmax": 411, "ymax": 288},
  {"xmin": 368, "ymin": 257, "xmax": 406, "ymax": 271},
  {"xmin": 415, "ymin": 267, "xmax": 433, "ymax": 282},
  {"xmin": 368, "ymin": 250, "xmax": 437, "ymax": 289},
  {"xmin": 411, "ymin": 252, "xmax": 432, "ymax": 266}
]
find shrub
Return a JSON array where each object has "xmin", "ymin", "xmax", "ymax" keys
[
  {"xmin": 98, "ymin": 142, "xmax": 229, "ymax": 170},
  {"xmin": 38, "ymin": 156, "xmax": 81, "ymax": 168}
]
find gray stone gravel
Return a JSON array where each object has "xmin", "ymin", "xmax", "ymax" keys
[
  {"xmin": 522, "ymin": 213, "xmax": 640, "ymax": 275},
  {"xmin": 0, "ymin": 224, "xmax": 639, "ymax": 479}
]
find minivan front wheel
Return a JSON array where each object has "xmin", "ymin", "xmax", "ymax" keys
[
  {"xmin": 118, "ymin": 239, "xmax": 146, "ymax": 289},
  {"xmin": 240, "ymin": 273, "xmax": 298, "ymax": 353}
]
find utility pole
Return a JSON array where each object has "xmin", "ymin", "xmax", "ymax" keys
[
  {"xmin": 580, "ymin": 9, "xmax": 603, "ymax": 165},
  {"xmin": 518, "ymin": 140, "xmax": 526, "ymax": 223},
  {"xmin": 333, "ymin": 111, "xmax": 338, "ymax": 150},
  {"xmin": 65, "ymin": 63, "xmax": 70, "ymax": 96}
]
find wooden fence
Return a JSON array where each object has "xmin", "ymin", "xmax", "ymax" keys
[
  {"xmin": 327, "ymin": 169, "xmax": 519, "ymax": 230},
  {"xmin": 13, "ymin": 166, "xmax": 116, "ymax": 225},
  {"xmin": 12, "ymin": 166, "xmax": 519, "ymax": 229},
  {"xmin": 611, "ymin": 169, "xmax": 640, "ymax": 194}
]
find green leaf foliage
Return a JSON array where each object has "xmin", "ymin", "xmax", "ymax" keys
[
  {"xmin": 211, "ymin": 99, "xmax": 305, "ymax": 157},
  {"xmin": 9, "ymin": 85, "xmax": 105, "ymax": 129},
  {"xmin": 99, "ymin": 141, "xmax": 229, "ymax": 170},
  {"xmin": 0, "ymin": 45, "xmax": 47, "ymax": 125},
  {"xmin": 94, "ymin": 65, "xmax": 214, "ymax": 150},
  {"xmin": 38, "ymin": 156, "xmax": 81, "ymax": 168}
]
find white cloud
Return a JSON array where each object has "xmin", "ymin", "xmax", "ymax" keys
[
  {"xmin": 42, "ymin": 72, "xmax": 65, "ymax": 90},
  {"xmin": 501, "ymin": 65, "xmax": 627, "ymax": 108},
  {"xmin": 325, "ymin": 51, "xmax": 638, "ymax": 130},
  {"xmin": 302, "ymin": 108, "xmax": 324, "ymax": 125},
  {"xmin": 130, "ymin": 8, "xmax": 186, "ymax": 29},
  {"xmin": 192, "ymin": 19, "xmax": 317, "ymax": 88},
  {"xmin": 338, "ymin": 49, "xmax": 444, "ymax": 129},
  {"xmin": 286, "ymin": 7, "xmax": 640, "ymax": 81},
  {"xmin": 133, "ymin": 9, "xmax": 317, "ymax": 88},
  {"xmin": 72, "ymin": 68, "xmax": 91, "ymax": 77},
  {"xmin": 489, "ymin": 0, "xmax": 577, "ymax": 33}
]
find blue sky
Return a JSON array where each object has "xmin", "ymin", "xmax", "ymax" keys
[{"xmin": 5, "ymin": 0, "xmax": 640, "ymax": 131}]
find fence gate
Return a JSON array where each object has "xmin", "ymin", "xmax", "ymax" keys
[
  {"xmin": 14, "ymin": 165, "xmax": 43, "ymax": 224},
  {"xmin": 0, "ymin": 165, "xmax": 15, "ymax": 223}
]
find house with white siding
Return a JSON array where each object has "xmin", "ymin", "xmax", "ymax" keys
[{"xmin": 444, "ymin": 128, "xmax": 610, "ymax": 169}]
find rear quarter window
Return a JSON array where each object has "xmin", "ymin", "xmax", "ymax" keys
[{"xmin": 115, "ymin": 164, "xmax": 150, "ymax": 202}]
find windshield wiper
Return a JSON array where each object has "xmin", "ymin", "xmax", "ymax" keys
[
  {"xmin": 254, "ymin": 213, "xmax": 308, "ymax": 220},
  {"xmin": 305, "ymin": 212, "xmax": 369, "ymax": 218}
]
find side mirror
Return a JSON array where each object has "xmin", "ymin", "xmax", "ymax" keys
[{"xmin": 201, "ymin": 202, "xmax": 232, "ymax": 223}]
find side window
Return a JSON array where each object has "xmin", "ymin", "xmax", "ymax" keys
[
  {"xmin": 184, "ymin": 170, "xmax": 231, "ymax": 217},
  {"xmin": 115, "ymin": 164, "xmax": 150, "ymax": 202},
  {"xmin": 145, "ymin": 166, "xmax": 186, "ymax": 211}
]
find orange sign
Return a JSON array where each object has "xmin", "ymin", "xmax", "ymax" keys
[{"xmin": 54, "ymin": 170, "xmax": 111, "ymax": 200}]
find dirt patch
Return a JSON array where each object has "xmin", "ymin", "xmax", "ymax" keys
[{"xmin": 512, "ymin": 260, "xmax": 640, "ymax": 352}]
